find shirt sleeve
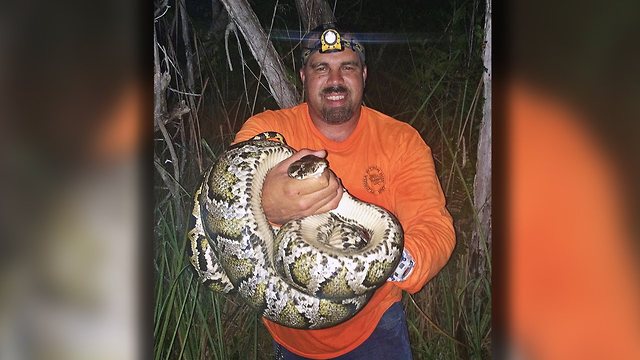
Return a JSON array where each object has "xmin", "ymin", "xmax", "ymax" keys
[
  {"xmin": 388, "ymin": 131, "xmax": 456, "ymax": 293},
  {"xmin": 233, "ymin": 115, "xmax": 273, "ymax": 144}
]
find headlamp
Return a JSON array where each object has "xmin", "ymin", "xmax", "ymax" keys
[
  {"xmin": 301, "ymin": 25, "xmax": 365, "ymax": 65},
  {"xmin": 320, "ymin": 29, "xmax": 342, "ymax": 52}
]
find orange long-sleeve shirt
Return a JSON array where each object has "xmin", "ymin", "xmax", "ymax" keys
[{"xmin": 233, "ymin": 103, "xmax": 455, "ymax": 358}]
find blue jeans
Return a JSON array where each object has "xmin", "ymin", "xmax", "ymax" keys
[{"xmin": 273, "ymin": 302, "xmax": 413, "ymax": 359}]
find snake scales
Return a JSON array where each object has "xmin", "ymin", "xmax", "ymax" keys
[{"xmin": 187, "ymin": 132, "xmax": 404, "ymax": 329}]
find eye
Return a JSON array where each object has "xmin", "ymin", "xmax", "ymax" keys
[
  {"xmin": 314, "ymin": 64, "xmax": 328, "ymax": 72},
  {"xmin": 342, "ymin": 64, "xmax": 357, "ymax": 72}
]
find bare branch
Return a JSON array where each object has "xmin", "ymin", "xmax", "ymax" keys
[
  {"xmin": 471, "ymin": 0, "xmax": 492, "ymax": 276},
  {"xmin": 154, "ymin": 100, "xmax": 191, "ymax": 132},
  {"xmin": 219, "ymin": 0, "xmax": 298, "ymax": 109},
  {"xmin": 154, "ymin": 0, "xmax": 170, "ymax": 20},
  {"xmin": 294, "ymin": 0, "xmax": 335, "ymax": 31}
]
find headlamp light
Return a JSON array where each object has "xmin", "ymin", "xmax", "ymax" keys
[
  {"xmin": 320, "ymin": 29, "xmax": 342, "ymax": 52},
  {"xmin": 301, "ymin": 25, "xmax": 365, "ymax": 65}
]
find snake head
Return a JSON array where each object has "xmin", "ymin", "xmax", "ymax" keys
[{"xmin": 288, "ymin": 155, "xmax": 329, "ymax": 179}]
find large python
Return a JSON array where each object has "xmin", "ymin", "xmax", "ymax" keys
[{"xmin": 187, "ymin": 132, "xmax": 404, "ymax": 329}]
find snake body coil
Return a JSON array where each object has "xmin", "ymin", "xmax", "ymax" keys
[{"xmin": 188, "ymin": 132, "xmax": 404, "ymax": 329}]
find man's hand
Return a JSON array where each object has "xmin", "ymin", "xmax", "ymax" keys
[{"xmin": 262, "ymin": 149, "xmax": 343, "ymax": 225}]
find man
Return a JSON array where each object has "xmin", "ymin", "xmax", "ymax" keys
[{"xmin": 233, "ymin": 24, "xmax": 455, "ymax": 359}]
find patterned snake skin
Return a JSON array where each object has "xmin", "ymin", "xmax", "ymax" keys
[{"xmin": 187, "ymin": 132, "xmax": 404, "ymax": 329}]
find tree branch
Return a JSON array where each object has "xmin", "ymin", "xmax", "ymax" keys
[{"xmin": 219, "ymin": 0, "xmax": 298, "ymax": 109}]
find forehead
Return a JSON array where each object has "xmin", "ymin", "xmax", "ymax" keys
[{"xmin": 305, "ymin": 49, "xmax": 362, "ymax": 66}]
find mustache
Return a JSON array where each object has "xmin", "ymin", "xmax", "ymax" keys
[{"xmin": 322, "ymin": 86, "xmax": 348, "ymax": 94}]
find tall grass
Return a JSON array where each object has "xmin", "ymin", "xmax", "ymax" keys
[
  {"xmin": 154, "ymin": 0, "xmax": 489, "ymax": 358},
  {"xmin": 399, "ymin": 73, "xmax": 490, "ymax": 359}
]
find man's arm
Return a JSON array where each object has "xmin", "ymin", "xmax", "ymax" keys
[{"xmin": 388, "ymin": 133, "xmax": 456, "ymax": 293}]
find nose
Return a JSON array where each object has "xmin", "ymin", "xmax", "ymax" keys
[{"xmin": 326, "ymin": 68, "xmax": 344, "ymax": 86}]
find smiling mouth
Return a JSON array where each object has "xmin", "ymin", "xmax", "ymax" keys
[
  {"xmin": 322, "ymin": 86, "xmax": 348, "ymax": 102},
  {"xmin": 326, "ymin": 93, "xmax": 346, "ymax": 101}
]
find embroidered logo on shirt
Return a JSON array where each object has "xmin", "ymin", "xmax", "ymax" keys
[{"xmin": 363, "ymin": 166, "xmax": 385, "ymax": 194}]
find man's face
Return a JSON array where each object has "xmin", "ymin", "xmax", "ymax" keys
[{"xmin": 300, "ymin": 49, "xmax": 367, "ymax": 125}]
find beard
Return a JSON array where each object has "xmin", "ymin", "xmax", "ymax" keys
[
  {"xmin": 319, "ymin": 86, "xmax": 355, "ymax": 124},
  {"xmin": 321, "ymin": 106, "xmax": 354, "ymax": 124}
]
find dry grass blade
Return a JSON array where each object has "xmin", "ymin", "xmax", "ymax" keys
[{"xmin": 408, "ymin": 294, "xmax": 469, "ymax": 349}]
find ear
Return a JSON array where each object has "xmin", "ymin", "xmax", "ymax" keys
[
  {"xmin": 299, "ymin": 67, "xmax": 306, "ymax": 83},
  {"xmin": 362, "ymin": 65, "xmax": 368, "ymax": 86}
]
